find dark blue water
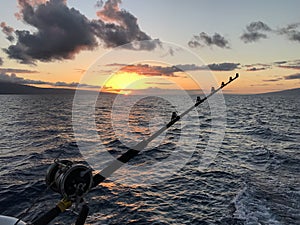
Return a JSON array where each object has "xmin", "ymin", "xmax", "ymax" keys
[{"xmin": 0, "ymin": 94, "xmax": 299, "ymax": 225}]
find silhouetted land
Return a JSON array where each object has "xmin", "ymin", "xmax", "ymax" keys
[
  {"xmin": 0, "ymin": 81, "xmax": 100, "ymax": 95},
  {"xmin": 0, "ymin": 81, "xmax": 299, "ymax": 95},
  {"xmin": 256, "ymin": 87, "xmax": 300, "ymax": 96}
]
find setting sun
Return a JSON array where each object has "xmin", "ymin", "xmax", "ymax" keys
[{"xmin": 104, "ymin": 71, "xmax": 147, "ymax": 94}]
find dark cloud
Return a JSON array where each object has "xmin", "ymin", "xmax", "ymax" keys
[
  {"xmin": 241, "ymin": 32, "xmax": 268, "ymax": 43},
  {"xmin": 119, "ymin": 64, "xmax": 180, "ymax": 77},
  {"xmin": 274, "ymin": 61, "xmax": 288, "ymax": 65},
  {"xmin": 117, "ymin": 62, "xmax": 240, "ymax": 77},
  {"xmin": 53, "ymin": 81, "xmax": 101, "ymax": 88},
  {"xmin": 244, "ymin": 63, "xmax": 272, "ymax": 71},
  {"xmin": 0, "ymin": 68, "xmax": 38, "ymax": 73},
  {"xmin": 278, "ymin": 23, "xmax": 300, "ymax": 43},
  {"xmin": 250, "ymin": 84, "xmax": 270, "ymax": 87},
  {"xmin": 241, "ymin": 21, "xmax": 272, "ymax": 43},
  {"xmin": 0, "ymin": 22, "xmax": 15, "ymax": 42},
  {"xmin": 277, "ymin": 60, "xmax": 300, "ymax": 70},
  {"xmin": 0, "ymin": 72, "xmax": 100, "ymax": 88},
  {"xmin": 3, "ymin": 0, "xmax": 160, "ymax": 64},
  {"xmin": 247, "ymin": 67, "xmax": 269, "ymax": 72},
  {"xmin": 284, "ymin": 73, "xmax": 300, "ymax": 80},
  {"xmin": 244, "ymin": 63, "xmax": 271, "ymax": 68},
  {"xmin": 188, "ymin": 32, "xmax": 230, "ymax": 49},
  {"xmin": 95, "ymin": 0, "xmax": 104, "ymax": 8},
  {"xmin": 263, "ymin": 78, "xmax": 282, "ymax": 82},
  {"xmin": 279, "ymin": 65, "xmax": 300, "ymax": 70},
  {"xmin": 0, "ymin": 72, "xmax": 50, "ymax": 85},
  {"xmin": 0, "ymin": 57, "xmax": 3, "ymax": 66},
  {"xmin": 246, "ymin": 21, "xmax": 272, "ymax": 32},
  {"xmin": 106, "ymin": 63, "xmax": 128, "ymax": 67},
  {"xmin": 241, "ymin": 21, "xmax": 300, "ymax": 44},
  {"xmin": 176, "ymin": 63, "xmax": 240, "ymax": 71},
  {"xmin": 206, "ymin": 63, "xmax": 240, "ymax": 71},
  {"xmin": 4, "ymin": 0, "xmax": 98, "ymax": 64},
  {"xmin": 91, "ymin": 0, "xmax": 160, "ymax": 50}
]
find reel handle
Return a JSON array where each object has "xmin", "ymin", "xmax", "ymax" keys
[{"xmin": 75, "ymin": 204, "xmax": 89, "ymax": 225}]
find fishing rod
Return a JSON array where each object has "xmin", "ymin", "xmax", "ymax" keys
[{"xmin": 8, "ymin": 73, "xmax": 239, "ymax": 225}]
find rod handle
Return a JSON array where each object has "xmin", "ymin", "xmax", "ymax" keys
[{"xmin": 31, "ymin": 206, "xmax": 61, "ymax": 225}]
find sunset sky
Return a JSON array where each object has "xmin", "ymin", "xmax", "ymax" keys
[{"xmin": 0, "ymin": 0, "xmax": 300, "ymax": 94}]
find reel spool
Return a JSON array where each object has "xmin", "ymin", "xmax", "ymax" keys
[{"xmin": 45, "ymin": 160, "xmax": 93, "ymax": 200}]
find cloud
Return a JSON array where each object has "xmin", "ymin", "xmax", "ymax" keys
[
  {"xmin": 3, "ymin": 0, "xmax": 160, "ymax": 64},
  {"xmin": 246, "ymin": 21, "xmax": 272, "ymax": 33},
  {"xmin": 279, "ymin": 65, "xmax": 300, "ymax": 70},
  {"xmin": 277, "ymin": 60, "xmax": 300, "ymax": 70},
  {"xmin": 106, "ymin": 63, "xmax": 129, "ymax": 67},
  {"xmin": 4, "ymin": 0, "xmax": 98, "ymax": 64},
  {"xmin": 0, "ymin": 22, "xmax": 15, "ymax": 42},
  {"xmin": 0, "ymin": 68, "xmax": 38, "ymax": 73},
  {"xmin": 95, "ymin": 0, "xmax": 104, "ymax": 8},
  {"xmin": 0, "ymin": 72, "xmax": 100, "ymax": 88},
  {"xmin": 0, "ymin": 57, "xmax": 3, "ymax": 66},
  {"xmin": 0, "ymin": 72, "xmax": 50, "ymax": 85},
  {"xmin": 241, "ymin": 32, "xmax": 268, "ymax": 43},
  {"xmin": 278, "ymin": 23, "xmax": 300, "ymax": 43},
  {"xmin": 188, "ymin": 32, "xmax": 230, "ymax": 49},
  {"xmin": 241, "ymin": 21, "xmax": 300, "ymax": 44},
  {"xmin": 284, "ymin": 73, "xmax": 300, "ymax": 80},
  {"xmin": 115, "ymin": 62, "xmax": 240, "ymax": 77},
  {"xmin": 243, "ymin": 63, "xmax": 272, "ymax": 71},
  {"xmin": 241, "ymin": 21, "xmax": 272, "ymax": 43},
  {"xmin": 53, "ymin": 81, "xmax": 100, "ymax": 88},
  {"xmin": 263, "ymin": 78, "xmax": 282, "ymax": 82},
  {"xmin": 247, "ymin": 67, "xmax": 269, "ymax": 71},
  {"xmin": 274, "ymin": 61, "xmax": 288, "ymax": 65},
  {"xmin": 206, "ymin": 63, "xmax": 240, "ymax": 71},
  {"xmin": 119, "ymin": 64, "xmax": 180, "ymax": 77},
  {"xmin": 91, "ymin": 0, "xmax": 160, "ymax": 51}
]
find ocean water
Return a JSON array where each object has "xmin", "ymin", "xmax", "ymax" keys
[{"xmin": 0, "ymin": 94, "xmax": 299, "ymax": 225}]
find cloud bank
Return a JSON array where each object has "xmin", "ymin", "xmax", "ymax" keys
[
  {"xmin": 2, "ymin": 0, "xmax": 160, "ymax": 64},
  {"xmin": 0, "ymin": 71, "xmax": 100, "ymax": 88},
  {"xmin": 284, "ymin": 73, "xmax": 300, "ymax": 80},
  {"xmin": 114, "ymin": 62, "xmax": 240, "ymax": 77},
  {"xmin": 277, "ymin": 60, "xmax": 300, "ymax": 70}
]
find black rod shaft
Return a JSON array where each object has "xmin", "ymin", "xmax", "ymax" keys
[{"xmin": 92, "ymin": 73, "xmax": 239, "ymax": 187}]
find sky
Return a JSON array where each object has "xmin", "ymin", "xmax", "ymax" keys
[{"xmin": 0, "ymin": 0, "xmax": 300, "ymax": 94}]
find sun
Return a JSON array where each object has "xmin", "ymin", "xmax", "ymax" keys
[{"xmin": 104, "ymin": 71, "xmax": 146, "ymax": 94}]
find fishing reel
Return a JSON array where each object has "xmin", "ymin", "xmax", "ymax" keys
[{"xmin": 45, "ymin": 160, "xmax": 93, "ymax": 201}]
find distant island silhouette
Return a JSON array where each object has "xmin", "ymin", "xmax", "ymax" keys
[
  {"xmin": 256, "ymin": 87, "xmax": 300, "ymax": 96},
  {"xmin": 0, "ymin": 81, "xmax": 75, "ymax": 94},
  {"xmin": 0, "ymin": 81, "xmax": 299, "ymax": 95},
  {"xmin": 0, "ymin": 81, "xmax": 101, "ymax": 95}
]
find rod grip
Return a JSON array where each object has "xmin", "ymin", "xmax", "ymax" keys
[{"xmin": 31, "ymin": 206, "xmax": 61, "ymax": 225}]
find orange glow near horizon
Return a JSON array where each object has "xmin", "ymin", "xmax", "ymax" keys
[{"xmin": 104, "ymin": 72, "xmax": 147, "ymax": 94}]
